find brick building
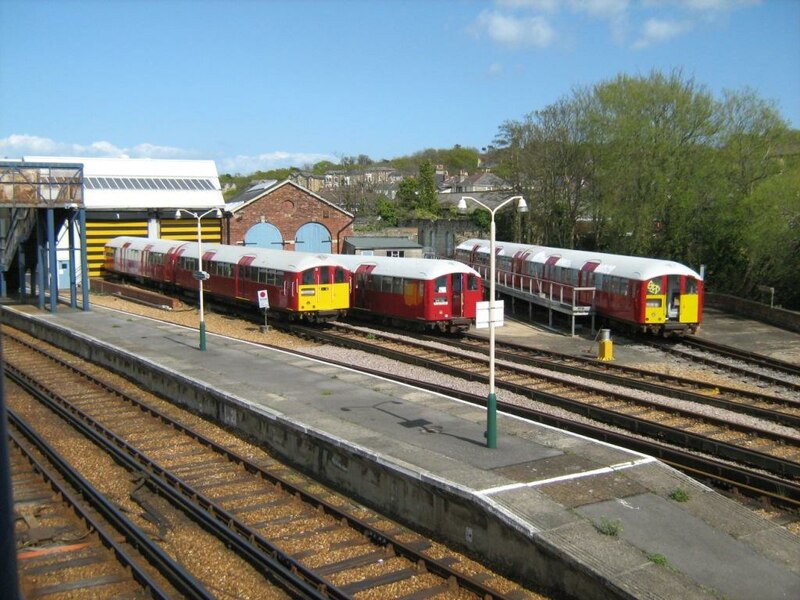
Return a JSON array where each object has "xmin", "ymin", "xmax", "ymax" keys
[{"xmin": 223, "ymin": 180, "xmax": 354, "ymax": 253}]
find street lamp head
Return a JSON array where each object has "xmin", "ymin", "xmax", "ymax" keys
[
  {"xmin": 516, "ymin": 197, "xmax": 528, "ymax": 213},
  {"xmin": 456, "ymin": 198, "xmax": 468, "ymax": 214},
  {"xmin": 213, "ymin": 208, "xmax": 222, "ymax": 218},
  {"xmin": 175, "ymin": 209, "xmax": 183, "ymax": 219}
]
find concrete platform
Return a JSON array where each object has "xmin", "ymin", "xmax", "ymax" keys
[{"xmin": 2, "ymin": 303, "xmax": 799, "ymax": 600}]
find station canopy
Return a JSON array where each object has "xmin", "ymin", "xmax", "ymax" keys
[{"xmin": 23, "ymin": 156, "xmax": 225, "ymax": 210}]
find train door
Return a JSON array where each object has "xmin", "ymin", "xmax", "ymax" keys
[
  {"xmin": 579, "ymin": 261, "xmax": 600, "ymax": 307},
  {"xmin": 452, "ymin": 273, "xmax": 463, "ymax": 317},
  {"xmin": 165, "ymin": 247, "xmax": 184, "ymax": 284},
  {"xmin": 235, "ymin": 255, "xmax": 256, "ymax": 300},
  {"xmin": 117, "ymin": 241, "xmax": 132, "ymax": 273},
  {"xmin": 512, "ymin": 251, "xmax": 530, "ymax": 287},
  {"xmin": 678, "ymin": 277, "xmax": 701, "ymax": 324},
  {"xmin": 354, "ymin": 264, "xmax": 376, "ymax": 309},
  {"xmin": 666, "ymin": 275, "xmax": 681, "ymax": 320}
]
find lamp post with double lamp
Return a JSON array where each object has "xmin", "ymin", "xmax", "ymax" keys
[
  {"xmin": 457, "ymin": 195, "xmax": 528, "ymax": 448},
  {"xmin": 175, "ymin": 207, "xmax": 222, "ymax": 351}
]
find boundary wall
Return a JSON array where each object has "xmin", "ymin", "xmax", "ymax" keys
[{"xmin": 705, "ymin": 293, "xmax": 800, "ymax": 333}]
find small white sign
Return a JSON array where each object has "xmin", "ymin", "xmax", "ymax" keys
[
  {"xmin": 257, "ymin": 289, "xmax": 270, "ymax": 309},
  {"xmin": 475, "ymin": 300, "xmax": 504, "ymax": 329}
]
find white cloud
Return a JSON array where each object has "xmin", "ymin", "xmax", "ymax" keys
[
  {"xmin": 495, "ymin": 0, "xmax": 560, "ymax": 11},
  {"xmin": 487, "ymin": 62, "xmax": 505, "ymax": 77},
  {"xmin": 568, "ymin": 0, "xmax": 629, "ymax": 19},
  {"xmin": 633, "ymin": 17, "xmax": 693, "ymax": 48},
  {"xmin": 645, "ymin": 0, "xmax": 760, "ymax": 10},
  {"xmin": 475, "ymin": 10, "xmax": 557, "ymax": 47},
  {"xmin": 219, "ymin": 151, "xmax": 336, "ymax": 174},
  {"xmin": 0, "ymin": 134, "xmax": 193, "ymax": 160}
]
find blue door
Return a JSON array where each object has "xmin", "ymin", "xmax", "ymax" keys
[
  {"xmin": 295, "ymin": 222, "xmax": 332, "ymax": 253},
  {"xmin": 245, "ymin": 223, "xmax": 283, "ymax": 248}
]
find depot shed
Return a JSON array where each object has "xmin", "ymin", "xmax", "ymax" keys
[
  {"xmin": 23, "ymin": 156, "xmax": 225, "ymax": 279},
  {"xmin": 223, "ymin": 179, "xmax": 354, "ymax": 253}
]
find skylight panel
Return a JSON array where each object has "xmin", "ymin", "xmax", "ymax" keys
[
  {"xmin": 153, "ymin": 179, "xmax": 168, "ymax": 190},
  {"xmin": 130, "ymin": 178, "xmax": 144, "ymax": 190},
  {"xmin": 176, "ymin": 179, "xmax": 191, "ymax": 190}
]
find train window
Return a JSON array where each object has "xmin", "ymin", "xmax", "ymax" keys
[
  {"xmin": 275, "ymin": 271, "xmax": 284, "ymax": 286},
  {"xmin": 393, "ymin": 277, "xmax": 403, "ymax": 294},
  {"xmin": 468, "ymin": 275, "xmax": 479, "ymax": 291},
  {"xmin": 320, "ymin": 268, "xmax": 331, "ymax": 284},
  {"xmin": 334, "ymin": 267, "xmax": 346, "ymax": 283},
  {"xmin": 685, "ymin": 278, "xmax": 698, "ymax": 294},
  {"xmin": 435, "ymin": 275, "xmax": 447, "ymax": 293},
  {"xmin": 646, "ymin": 299, "xmax": 662, "ymax": 307},
  {"xmin": 302, "ymin": 269, "xmax": 315, "ymax": 285},
  {"xmin": 647, "ymin": 278, "xmax": 662, "ymax": 295},
  {"xmin": 382, "ymin": 277, "xmax": 393, "ymax": 293}
]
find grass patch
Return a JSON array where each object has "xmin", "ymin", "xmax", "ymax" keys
[
  {"xmin": 596, "ymin": 517, "xmax": 622, "ymax": 537},
  {"xmin": 669, "ymin": 488, "xmax": 690, "ymax": 502},
  {"xmin": 321, "ymin": 390, "xmax": 333, "ymax": 396},
  {"xmin": 647, "ymin": 553, "xmax": 668, "ymax": 566}
]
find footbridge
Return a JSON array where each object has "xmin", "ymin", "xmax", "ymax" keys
[{"xmin": 0, "ymin": 160, "xmax": 89, "ymax": 312}]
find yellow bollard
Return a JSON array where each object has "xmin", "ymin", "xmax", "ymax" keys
[{"xmin": 597, "ymin": 328, "xmax": 614, "ymax": 361}]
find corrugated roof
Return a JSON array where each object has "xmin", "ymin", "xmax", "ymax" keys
[
  {"xmin": 22, "ymin": 156, "xmax": 224, "ymax": 210},
  {"xmin": 345, "ymin": 236, "xmax": 421, "ymax": 250}
]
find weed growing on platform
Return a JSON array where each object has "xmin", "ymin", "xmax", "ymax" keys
[
  {"xmin": 648, "ymin": 553, "xmax": 668, "ymax": 566},
  {"xmin": 669, "ymin": 488, "xmax": 690, "ymax": 502},
  {"xmin": 596, "ymin": 517, "xmax": 622, "ymax": 537}
]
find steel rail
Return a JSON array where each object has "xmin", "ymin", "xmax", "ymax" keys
[
  {"xmin": 644, "ymin": 339, "xmax": 800, "ymax": 392},
  {"xmin": 7, "ymin": 408, "xmax": 211, "ymax": 599},
  {"xmin": 452, "ymin": 333, "xmax": 800, "ymax": 428}
]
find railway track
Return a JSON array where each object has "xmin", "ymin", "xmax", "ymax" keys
[
  {"xmin": 10, "ymin": 423, "xmax": 171, "ymax": 599},
  {"xmin": 287, "ymin": 322, "xmax": 800, "ymax": 509},
  {"xmin": 3, "ymin": 326, "xmax": 546, "ymax": 600},
  {"xmin": 452, "ymin": 332, "xmax": 800, "ymax": 429},
  {"xmin": 645, "ymin": 337, "xmax": 800, "ymax": 392}
]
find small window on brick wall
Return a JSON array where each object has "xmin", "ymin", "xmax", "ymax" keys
[{"xmin": 323, "ymin": 208, "xmax": 330, "ymax": 218}]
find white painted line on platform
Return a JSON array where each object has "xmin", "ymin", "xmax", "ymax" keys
[{"xmin": 478, "ymin": 457, "xmax": 657, "ymax": 496}]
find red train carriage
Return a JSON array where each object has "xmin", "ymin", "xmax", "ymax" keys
[
  {"xmin": 336, "ymin": 254, "xmax": 483, "ymax": 333},
  {"xmin": 104, "ymin": 237, "xmax": 350, "ymax": 322},
  {"xmin": 455, "ymin": 239, "xmax": 703, "ymax": 335}
]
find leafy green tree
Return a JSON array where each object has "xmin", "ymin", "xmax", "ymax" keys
[
  {"xmin": 312, "ymin": 160, "xmax": 338, "ymax": 174},
  {"xmin": 376, "ymin": 197, "xmax": 400, "ymax": 226},
  {"xmin": 417, "ymin": 160, "xmax": 439, "ymax": 215},
  {"xmin": 396, "ymin": 177, "xmax": 419, "ymax": 212},
  {"xmin": 739, "ymin": 161, "xmax": 800, "ymax": 307}
]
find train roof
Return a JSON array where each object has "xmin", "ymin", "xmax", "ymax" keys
[
  {"xmin": 107, "ymin": 237, "xmax": 349, "ymax": 272},
  {"xmin": 200, "ymin": 245, "xmax": 348, "ymax": 272},
  {"xmin": 335, "ymin": 254, "xmax": 480, "ymax": 280},
  {"xmin": 457, "ymin": 239, "xmax": 702, "ymax": 281},
  {"xmin": 106, "ymin": 236, "xmax": 186, "ymax": 254}
]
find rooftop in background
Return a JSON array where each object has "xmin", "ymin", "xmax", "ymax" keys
[{"xmin": 344, "ymin": 236, "xmax": 422, "ymax": 250}]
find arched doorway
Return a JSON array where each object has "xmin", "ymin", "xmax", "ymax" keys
[
  {"xmin": 245, "ymin": 222, "xmax": 283, "ymax": 248},
  {"xmin": 295, "ymin": 222, "xmax": 332, "ymax": 253}
]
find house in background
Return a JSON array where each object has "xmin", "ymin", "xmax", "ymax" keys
[{"xmin": 342, "ymin": 236, "xmax": 423, "ymax": 258}]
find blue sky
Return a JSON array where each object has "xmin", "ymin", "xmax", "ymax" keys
[{"xmin": 1, "ymin": 0, "xmax": 798, "ymax": 174}]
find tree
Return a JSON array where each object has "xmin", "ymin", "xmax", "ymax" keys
[{"xmin": 417, "ymin": 160, "xmax": 439, "ymax": 215}]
